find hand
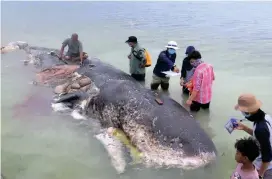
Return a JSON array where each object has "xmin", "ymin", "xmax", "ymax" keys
[
  {"xmin": 186, "ymin": 99, "xmax": 192, "ymax": 106},
  {"xmin": 128, "ymin": 55, "xmax": 131, "ymax": 59},
  {"xmin": 257, "ymin": 170, "xmax": 264, "ymax": 179},
  {"xmin": 180, "ymin": 78, "xmax": 185, "ymax": 86},
  {"xmin": 186, "ymin": 81, "xmax": 193, "ymax": 88},
  {"xmin": 234, "ymin": 122, "xmax": 246, "ymax": 131},
  {"xmin": 139, "ymin": 64, "xmax": 145, "ymax": 68},
  {"xmin": 174, "ymin": 67, "xmax": 180, "ymax": 73}
]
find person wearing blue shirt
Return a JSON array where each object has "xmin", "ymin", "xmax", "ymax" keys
[
  {"xmin": 234, "ymin": 93, "xmax": 272, "ymax": 179},
  {"xmin": 151, "ymin": 41, "xmax": 180, "ymax": 91}
]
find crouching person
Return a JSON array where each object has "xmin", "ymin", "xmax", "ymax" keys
[{"xmin": 151, "ymin": 41, "xmax": 179, "ymax": 91}]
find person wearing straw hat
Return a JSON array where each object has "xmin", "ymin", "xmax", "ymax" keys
[
  {"xmin": 151, "ymin": 41, "xmax": 180, "ymax": 91},
  {"xmin": 234, "ymin": 93, "xmax": 272, "ymax": 179}
]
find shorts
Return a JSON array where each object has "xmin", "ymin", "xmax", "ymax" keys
[
  {"xmin": 151, "ymin": 74, "xmax": 170, "ymax": 84},
  {"xmin": 190, "ymin": 101, "xmax": 210, "ymax": 112},
  {"xmin": 182, "ymin": 87, "xmax": 190, "ymax": 95},
  {"xmin": 131, "ymin": 74, "xmax": 145, "ymax": 81},
  {"xmin": 66, "ymin": 51, "xmax": 80, "ymax": 58}
]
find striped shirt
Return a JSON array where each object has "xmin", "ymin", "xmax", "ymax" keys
[
  {"xmin": 192, "ymin": 62, "xmax": 215, "ymax": 104},
  {"xmin": 252, "ymin": 113, "xmax": 272, "ymax": 170}
]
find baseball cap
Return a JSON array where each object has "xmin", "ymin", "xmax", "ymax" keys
[{"xmin": 125, "ymin": 36, "xmax": 137, "ymax": 43}]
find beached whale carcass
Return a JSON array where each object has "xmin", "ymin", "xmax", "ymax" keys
[{"xmin": 2, "ymin": 42, "xmax": 217, "ymax": 170}]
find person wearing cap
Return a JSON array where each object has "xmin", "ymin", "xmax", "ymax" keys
[
  {"xmin": 185, "ymin": 50, "xmax": 215, "ymax": 112},
  {"xmin": 150, "ymin": 41, "xmax": 180, "ymax": 91},
  {"xmin": 180, "ymin": 46, "xmax": 196, "ymax": 94},
  {"xmin": 234, "ymin": 93, "xmax": 272, "ymax": 179},
  {"xmin": 59, "ymin": 33, "xmax": 85, "ymax": 65},
  {"xmin": 125, "ymin": 36, "xmax": 146, "ymax": 81}
]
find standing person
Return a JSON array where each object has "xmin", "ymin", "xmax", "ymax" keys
[
  {"xmin": 151, "ymin": 41, "xmax": 180, "ymax": 91},
  {"xmin": 180, "ymin": 46, "xmax": 196, "ymax": 94},
  {"xmin": 59, "ymin": 33, "xmax": 84, "ymax": 65},
  {"xmin": 125, "ymin": 36, "xmax": 146, "ymax": 81},
  {"xmin": 231, "ymin": 137, "xmax": 260, "ymax": 179},
  {"xmin": 185, "ymin": 50, "xmax": 215, "ymax": 112},
  {"xmin": 234, "ymin": 93, "xmax": 272, "ymax": 179}
]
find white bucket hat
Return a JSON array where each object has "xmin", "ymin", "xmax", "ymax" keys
[{"xmin": 165, "ymin": 41, "xmax": 179, "ymax": 50}]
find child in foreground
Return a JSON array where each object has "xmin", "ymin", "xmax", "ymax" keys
[{"xmin": 231, "ymin": 137, "xmax": 260, "ymax": 179}]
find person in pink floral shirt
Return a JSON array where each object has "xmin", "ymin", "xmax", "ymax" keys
[
  {"xmin": 231, "ymin": 137, "xmax": 260, "ymax": 179},
  {"xmin": 185, "ymin": 51, "xmax": 215, "ymax": 112}
]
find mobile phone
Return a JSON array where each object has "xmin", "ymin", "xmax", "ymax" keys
[
  {"xmin": 155, "ymin": 98, "xmax": 163, "ymax": 105},
  {"xmin": 224, "ymin": 118, "xmax": 238, "ymax": 134}
]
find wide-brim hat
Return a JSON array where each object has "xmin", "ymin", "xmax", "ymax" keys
[
  {"xmin": 234, "ymin": 93, "xmax": 262, "ymax": 112},
  {"xmin": 165, "ymin": 41, "xmax": 179, "ymax": 50}
]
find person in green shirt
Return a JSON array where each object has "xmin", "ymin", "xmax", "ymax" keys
[
  {"xmin": 59, "ymin": 33, "xmax": 84, "ymax": 65},
  {"xmin": 125, "ymin": 36, "xmax": 146, "ymax": 81}
]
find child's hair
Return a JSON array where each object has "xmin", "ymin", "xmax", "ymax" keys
[
  {"xmin": 234, "ymin": 137, "xmax": 260, "ymax": 162},
  {"xmin": 188, "ymin": 50, "xmax": 202, "ymax": 60}
]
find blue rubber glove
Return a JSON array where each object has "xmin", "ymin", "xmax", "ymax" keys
[{"xmin": 230, "ymin": 118, "xmax": 238, "ymax": 128}]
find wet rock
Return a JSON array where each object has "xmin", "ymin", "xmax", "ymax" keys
[
  {"xmin": 54, "ymin": 82, "xmax": 69, "ymax": 94},
  {"xmin": 71, "ymin": 82, "xmax": 81, "ymax": 89},
  {"xmin": 79, "ymin": 77, "xmax": 91, "ymax": 87},
  {"xmin": 80, "ymin": 84, "xmax": 91, "ymax": 92}
]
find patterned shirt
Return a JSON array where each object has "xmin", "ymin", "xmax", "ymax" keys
[
  {"xmin": 192, "ymin": 62, "xmax": 215, "ymax": 104},
  {"xmin": 230, "ymin": 163, "xmax": 259, "ymax": 179}
]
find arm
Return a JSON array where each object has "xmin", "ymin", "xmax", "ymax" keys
[
  {"xmin": 59, "ymin": 39, "xmax": 69, "ymax": 57},
  {"xmin": 79, "ymin": 42, "xmax": 83, "ymax": 63},
  {"xmin": 242, "ymin": 125, "xmax": 253, "ymax": 135},
  {"xmin": 158, "ymin": 52, "xmax": 174, "ymax": 70},
  {"xmin": 181, "ymin": 59, "xmax": 187, "ymax": 79},
  {"xmin": 138, "ymin": 49, "xmax": 146, "ymax": 66},
  {"xmin": 170, "ymin": 54, "xmax": 177, "ymax": 71},
  {"xmin": 255, "ymin": 127, "xmax": 272, "ymax": 177},
  {"xmin": 212, "ymin": 66, "xmax": 215, "ymax": 81},
  {"xmin": 188, "ymin": 71, "xmax": 202, "ymax": 101},
  {"xmin": 133, "ymin": 49, "xmax": 146, "ymax": 67}
]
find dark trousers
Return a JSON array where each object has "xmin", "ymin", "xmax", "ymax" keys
[
  {"xmin": 182, "ymin": 87, "xmax": 190, "ymax": 95},
  {"xmin": 131, "ymin": 74, "xmax": 145, "ymax": 81},
  {"xmin": 190, "ymin": 101, "xmax": 210, "ymax": 112}
]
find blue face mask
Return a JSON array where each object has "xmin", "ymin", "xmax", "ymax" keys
[
  {"xmin": 168, "ymin": 49, "xmax": 176, "ymax": 55},
  {"xmin": 241, "ymin": 112, "xmax": 251, "ymax": 118}
]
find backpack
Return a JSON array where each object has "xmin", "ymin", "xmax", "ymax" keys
[
  {"xmin": 143, "ymin": 49, "xmax": 152, "ymax": 67},
  {"xmin": 132, "ymin": 48, "xmax": 152, "ymax": 67}
]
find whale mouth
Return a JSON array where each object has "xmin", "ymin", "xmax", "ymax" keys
[{"xmin": 2, "ymin": 41, "xmax": 217, "ymax": 172}]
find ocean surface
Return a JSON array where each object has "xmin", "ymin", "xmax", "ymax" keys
[{"xmin": 1, "ymin": 1, "xmax": 272, "ymax": 179}]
